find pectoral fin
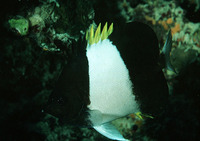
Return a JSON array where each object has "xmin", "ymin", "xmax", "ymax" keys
[{"xmin": 93, "ymin": 122, "xmax": 128, "ymax": 141}]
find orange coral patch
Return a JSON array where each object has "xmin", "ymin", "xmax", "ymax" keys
[
  {"xmin": 158, "ymin": 20, "xmax": 169, "ymax": 30},
  {"xmin": 166, "ymin": 18, "xmax": 173, "ymax": 24},
  {"xmin": 161, "ymin": 21, "xmax": 169, "ymax": 30},
  {"xmin": 171, "ymin": 23, "xmax": 180, "ymax": 35}
]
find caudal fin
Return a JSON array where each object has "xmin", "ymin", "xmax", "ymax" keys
[{"xmin": 161, "ymin": 30, "xmax": 176, "ymax": 73}]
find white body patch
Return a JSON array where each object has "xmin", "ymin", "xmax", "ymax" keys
[{"xmin": 86, "ymin": 39, "xmax": 139, "ymax": 125}]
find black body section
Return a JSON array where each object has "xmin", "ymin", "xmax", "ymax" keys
[
  {"xmin": 110, "ymin": 22, "xmax": 169, "ymax": 116},
  {"xmin": 45, "ymin": 39, "xmax": 90, "ymax": 126}
]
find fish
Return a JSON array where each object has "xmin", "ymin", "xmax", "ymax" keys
[{"xmin": 45, "ymin": 21, "xmax": 174, "ymax": 140}]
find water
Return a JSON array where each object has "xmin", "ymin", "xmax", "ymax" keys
[{"xmin": 0, "ymin": 0, "xmax": 199, "ymax": 140}]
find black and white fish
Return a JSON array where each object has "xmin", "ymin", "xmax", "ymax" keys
[{"xmin": 45, "ymin": 21, "xmax": 174, "ymax": 140}]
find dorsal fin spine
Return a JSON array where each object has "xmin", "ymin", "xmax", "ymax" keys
[{"xmin": 86, "ymin": 22, "xmax": 114, "ymax": 46}]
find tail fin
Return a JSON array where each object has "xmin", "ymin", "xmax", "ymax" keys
[{"xmin": 161, "ymin": 30, "xmax": 176, "ymax": 73}]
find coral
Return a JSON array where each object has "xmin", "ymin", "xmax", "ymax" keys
[
  {"xmin": 166, "ymin": 18, "xmax": 173, "ymax": 24},
  {"xmin": 1, "ymin": 0, "xmax": 200, "ymax": 141},
  {"xmin": 0, "ymin": 0, "xmax": 94, "ymax": 140},
  {"xmin": 8, "ymin": 17, "xmax": 29, "ymax": 36},
  {"xmin": 145, "ymin": 16, "xmax": 156, "ymax": 25},
  {"xmin": 124, "ymin": 0, "xmax": 200, "ymax": 53},
  {"xmin": 171, "ymin": 23, "xmax": 180, "ymax": 35}
]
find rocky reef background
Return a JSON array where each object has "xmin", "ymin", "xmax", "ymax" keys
[{"xmin": 0, "ymin": 0, "xmax": 200, "ymax": 141}]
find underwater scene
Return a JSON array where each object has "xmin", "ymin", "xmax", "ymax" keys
[{"xmin": 0, "ymin": 0, "xmax": 200, "ymax": 141}]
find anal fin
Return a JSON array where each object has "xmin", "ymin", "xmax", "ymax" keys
[{"xmin": 93, "ymin": 122, "xmax": 128, "ymax": 141}]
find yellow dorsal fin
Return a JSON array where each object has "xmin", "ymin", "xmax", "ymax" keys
[
  {"xmin": 94, "ymin": 23, "xmax": 101, "ymax": 43},
  {"xmin": 101, "ymin": 22, "xmax": 108, "ymax": 40},
  {"xmin": 89, "ymin": 24, "xmax": 94, "ymax": 45},
  {"xmin": 86, "ymin": 22, "xmax": 114, "ymax": 46},
  {"xmin": 108, "ymin": 23, "xmax": 113, "ymax": 36}
]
